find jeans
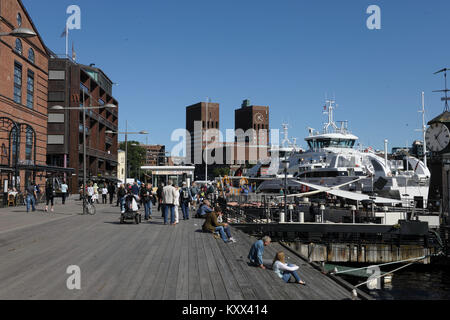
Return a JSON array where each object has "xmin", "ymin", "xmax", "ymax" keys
[
  {"xmin": 26, "ymin": 195, "xmax": 36, "ymax": 212},
  {"xmin": 144, "ymin": 201, "xmax": 152, "ymax": 219},
  {"xmin": 215, "ymin": 226, "xmax": 232, "ymax": 242},
  {"xmin": 61, "ymin": 193, "xmax": 66, "ymax": 205},
  {"xmin": 119, "ymin": 197, "xmax": 125, "ymax": 212},
  {"xmin": 282, "ymin": 264, "xmax": 302, "ymax": 283},
  {"xmin": 163, "ymin": 204, "xmax": 175, "ymax": 224},
  {"xmin": 181, "ymin": 201, "xmax": 189, "ymax": 220}
]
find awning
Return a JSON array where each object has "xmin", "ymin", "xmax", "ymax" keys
[{"xmin": 16, "ymin": 164, "xmax": 75, "ymax": 174}]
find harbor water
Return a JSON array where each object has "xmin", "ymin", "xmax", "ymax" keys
[{"xmin": 340, "ymin": 265, "xmax": 450, "ymax": 300}]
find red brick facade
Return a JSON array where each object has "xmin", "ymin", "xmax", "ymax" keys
[{"xmin": 0, "ymin": 0, "xmax": 49, "ymax": 189}]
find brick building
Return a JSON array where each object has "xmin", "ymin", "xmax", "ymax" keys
[
  {"xmin": 234, "ymin": 99, "xmax": 270, "ymax": 165},
  {"xmin": 143, "ymin": 144, "xmax": 167, "ymax": 166},
  {"xmin": 47, "ymin": 57, "xmax": 119, "ymax": 192},
  {"xmin": 0, "ymin": 0, "xmax": 65, "ymax": 191}
]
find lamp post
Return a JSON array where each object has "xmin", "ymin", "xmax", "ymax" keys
[
  {"xmin": 0, "ymin": 27, "xmax": 37, "ymax": 38},
  {"xmin": 351, "ymin": 205, "xmax": 357, "ymax": 224},
  {"xmin": 282, "ymin": 160, "xmax": 289, "ymax": 220},
  {"xmin": 106, "ymin": 123, "xmax": 148, "ymax": 184},
  {"xmin": 320, "ymin": 204, "xmax": 325, "ymax": 223},
  {"xmin": 51, "ymin": 103, "xmax": 117, "ymax": 214}
]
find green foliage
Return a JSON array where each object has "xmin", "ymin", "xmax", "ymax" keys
[
  {"xmin": 119, "ymin": 141, "xmax": 146, "ymax": 179},
  {"xmin": 212, "ymin": 167, "xmax": 231, "ymax": 177}
]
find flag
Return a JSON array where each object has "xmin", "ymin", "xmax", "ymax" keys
[
  {"xmin": 60, "ymin": 26, "xmax": 67, "ymax": 38},
  {"xmin": 72, "ymin": 42, "xmax": 76, "ymax": 61}
]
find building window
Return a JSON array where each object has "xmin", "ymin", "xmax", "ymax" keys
[
  {"xmin": 17, "ymin": 13, "xmax": 22, "ymax": 27},
  {"xmin": 14, "ymin": 62, "xmax": 22, "ymax": 104},
  {"xmin": 15, "ymin": 39, "xmax": 23, "ymax": 55},
  {"xmin": 27, "ymin": 70, "xmax": 34, "ymax": 109},
  {"xmin": 11, "ymin": 127, "xmax": 20, "ymax": 164},
  {"xmin": 25, "ymin": 127, "xmax": 33, "ymax": 161},
  {"xmin": 28, "ymin": 48, "xmax": 35, "ymax": 64}
]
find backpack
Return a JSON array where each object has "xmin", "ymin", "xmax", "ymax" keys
[{"xmin": 182, "ymin": 188, "xmax": 189, "ymax": 200}]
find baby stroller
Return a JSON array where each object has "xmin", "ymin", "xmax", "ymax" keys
[{"xmin": 120, "ymin": 192, "xmax": 142, "ymax": 224}]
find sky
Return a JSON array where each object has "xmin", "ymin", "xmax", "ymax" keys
[{"xmin": 22, "ymin": 0, "xmax": 450, "ymax": 153}]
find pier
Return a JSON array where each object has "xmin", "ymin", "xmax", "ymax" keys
[{"xmin": 0, "ymin": 199, "xmax": 362, "ymax": 300}]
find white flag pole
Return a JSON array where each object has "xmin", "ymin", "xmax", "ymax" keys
[{"xmin": 65, "ymin": 24, "xmax": 69, "ymax": 58}]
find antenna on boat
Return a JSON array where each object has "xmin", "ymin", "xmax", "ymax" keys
[
  {"xmin": 323, "ymin": 98, "xmax": 339, "ymax": 133},
  {"xmin": 433, "ymin": 68, "xmax": 450, "ymax": 112},
  {"xmin": 415, "ymin": 92, "xmax": 427, "ymax": 167}
]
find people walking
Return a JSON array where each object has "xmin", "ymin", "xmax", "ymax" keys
[
  {"xmin": 157, "ymin": 183, "xmax": 164, "ymax": 213},
  {"xmin": 60, "ymin": 180, "xmax": 68, "ymax": 205},
  {"xmin": 117, "ymin": 184, "xmax": 126, "ymax": 213},
  {"xmin": 273, "ymin": 252, "xmax": 306, "ymax": 285},
  {"xmin": 87, "ymin": 183, "xmax": 94, "ymax": 204},
  {"xmin": 174, "ymin": 185, "xmax": 180, "ymax": 224},
  {"xmin": 180, "ymin": 182, "xmax": 192, "ymax": 220},
  {"xmin": 25, "ymin": 182, "xmax": 37, "ymax": 213},
  {"xmin": 101, "ymin": 186, "xmax": 108, "ymax": 204},
  {"xmin": 162, "ymin": 180, "xmax": 177, "ymax": 225},
  {"xmin": 45, "ymin": 179, "xmax": 55, "ymax": 212},
  {"xmin": 93, "ymin": 183, "xmax": 99, "ymax": 204},
  {"xmin": 140, "ymin": 183, "xmax": 154, "ymax": 221},
  {"xmin": 108, "ymin": 183, "xmax": 116, "ymax": 205},
  {"xmin": 248, "ymin": 236, "xmax": 271, "ymax": 269}
]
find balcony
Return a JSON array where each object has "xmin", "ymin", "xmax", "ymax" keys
[{"xmin": 78, "ymin": 145, "xmax": 117, "ymax": 162}]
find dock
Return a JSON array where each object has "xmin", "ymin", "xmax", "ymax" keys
[{"xmin": 0, "ymin": 200, "xmax": 359, "ymax": 300}]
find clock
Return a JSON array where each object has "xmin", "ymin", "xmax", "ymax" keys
[
  {"xmin": 426, "ymin": 122, "xmax": 450, "ymax": 153},
  {"xmin": 254, "ymin": 113, "xmax": 265, "ymax": 124}
]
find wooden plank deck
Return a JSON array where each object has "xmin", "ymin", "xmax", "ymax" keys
[{"xmin": 0, "ymin": 204, "xmax": 354, "ymax": 300}]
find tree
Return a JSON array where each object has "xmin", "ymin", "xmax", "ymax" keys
[{"xmin": 119, "ymin": 141, "xmax": 146, "ymax": 180}]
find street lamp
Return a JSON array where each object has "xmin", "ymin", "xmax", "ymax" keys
[
  {"xmin": 320, "ymin": 204, "xmax": 325, "ymax": 223},
  {"xmin": 351, "ymin": 205, "xmax": 357, "ymax": 224},
  {"xmin": 51, "ymin": 103, "xmax": 117, "ymax": 214},
  {"xmin": 106, "ymin": 121, "xmax": 148, "ymax": 183},
  {"xmin": 0, "ymin": 27, "xmax": 37, "ymax": 38}
]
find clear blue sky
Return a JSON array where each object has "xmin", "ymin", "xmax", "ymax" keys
[{"xmin": 23, "ymin": 0, "xmax": 450, "ymax": 152}]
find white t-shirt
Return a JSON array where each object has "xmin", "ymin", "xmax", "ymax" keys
[
  {"xmin": 61, "ymin": 184, "xmax": 68, "ymax": 193},
  {"xmin": 87, "ymin": 187, "xmax": 94, "ymax": 196},
  {"xmin": 102, "ymin": 188, "xmax": 108, "ymax": 195}
]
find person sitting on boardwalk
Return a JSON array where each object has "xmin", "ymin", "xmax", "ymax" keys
[
  {"xmin": 202, "ymin": 205, "xmax": 236, "ymax": 243},
  {"xmin": 196, "ymin": 200, "xmax": 212, "ymax": 218},
  {"xmin": 273, "ymin": 252, "xmax": 306, "ymax": 285},
  {"xmin": 248, "ymin": 236, "xmax": 271, "ymax": 269}
]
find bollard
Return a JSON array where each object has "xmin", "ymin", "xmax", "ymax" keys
[
  {"xmin": 299, "ymin": 212, "xmax": 304, "ymax": 223},
  {"xmin": 280, "ymin": 211, "xmax": 285, "ymax": 223}
]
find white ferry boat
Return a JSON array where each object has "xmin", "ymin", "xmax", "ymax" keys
[{"xmin": 249, "ymin": 99, "xmax": 430, "ymax": 208}]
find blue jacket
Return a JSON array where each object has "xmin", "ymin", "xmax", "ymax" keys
[
  {"xmin": 197, "ymin": 204, "xmax": 212, "ymax": 217},
  {"xmin": 248, "ymin": 240, "xmax": 264, "ymax": 266}
]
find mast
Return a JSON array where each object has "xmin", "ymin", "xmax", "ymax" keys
[{"xmin": 420, "ymin": 92, "xmax": 427, "ymax": 167}]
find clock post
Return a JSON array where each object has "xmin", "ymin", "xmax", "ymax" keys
[{"xmin": 428, "ymin": 68, "xmax": 450, "ymax": 229}]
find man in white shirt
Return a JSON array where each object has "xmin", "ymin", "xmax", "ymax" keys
[
  {"xmin": 60, "ymin": 181, "xmax": 68, "ymax": 205},
  {"xmin": 162, "ymin": 180, "xmax": 178, "ymax": 225}
]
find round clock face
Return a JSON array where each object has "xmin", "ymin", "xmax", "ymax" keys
[
  {"xmin": 254, "ymin": 113, "xmax": 265, "ymax": 124},
  {"xmin": 426, "ymin": 123, "xmax": 450, "ymax": 153}
]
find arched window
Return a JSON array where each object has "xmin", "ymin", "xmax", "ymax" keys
[
  {"xmin": 25, "ymin": 127, "xmax": 33, "ymax": 161},
  {"xmin": 15, "ymin": 39, "xmax": 22, "ymax": 55},
  {"xmin": 28, "ymin": 48, "xmax": 35, "ymax": 64},
  {"xmin": 17, "ymin": 13, "xmax": 22, "ymax": 27},
  {"xmin": 11, "ymin": 126, "xmax": 20, "ymax": 164}
]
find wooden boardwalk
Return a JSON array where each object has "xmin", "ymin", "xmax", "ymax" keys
[{"xmin": 0, "ymin": 203, "xmax": 354, "ymax": 300}]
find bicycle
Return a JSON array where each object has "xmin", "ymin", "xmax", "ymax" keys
[{"xmin": 81, "ymin": 195, "xmax": 96, "ymax": 215}]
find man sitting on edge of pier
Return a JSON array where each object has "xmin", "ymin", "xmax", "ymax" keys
[{"xmin": 248, "ymin": 236, "xmax": 271, "ymax": 269}]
